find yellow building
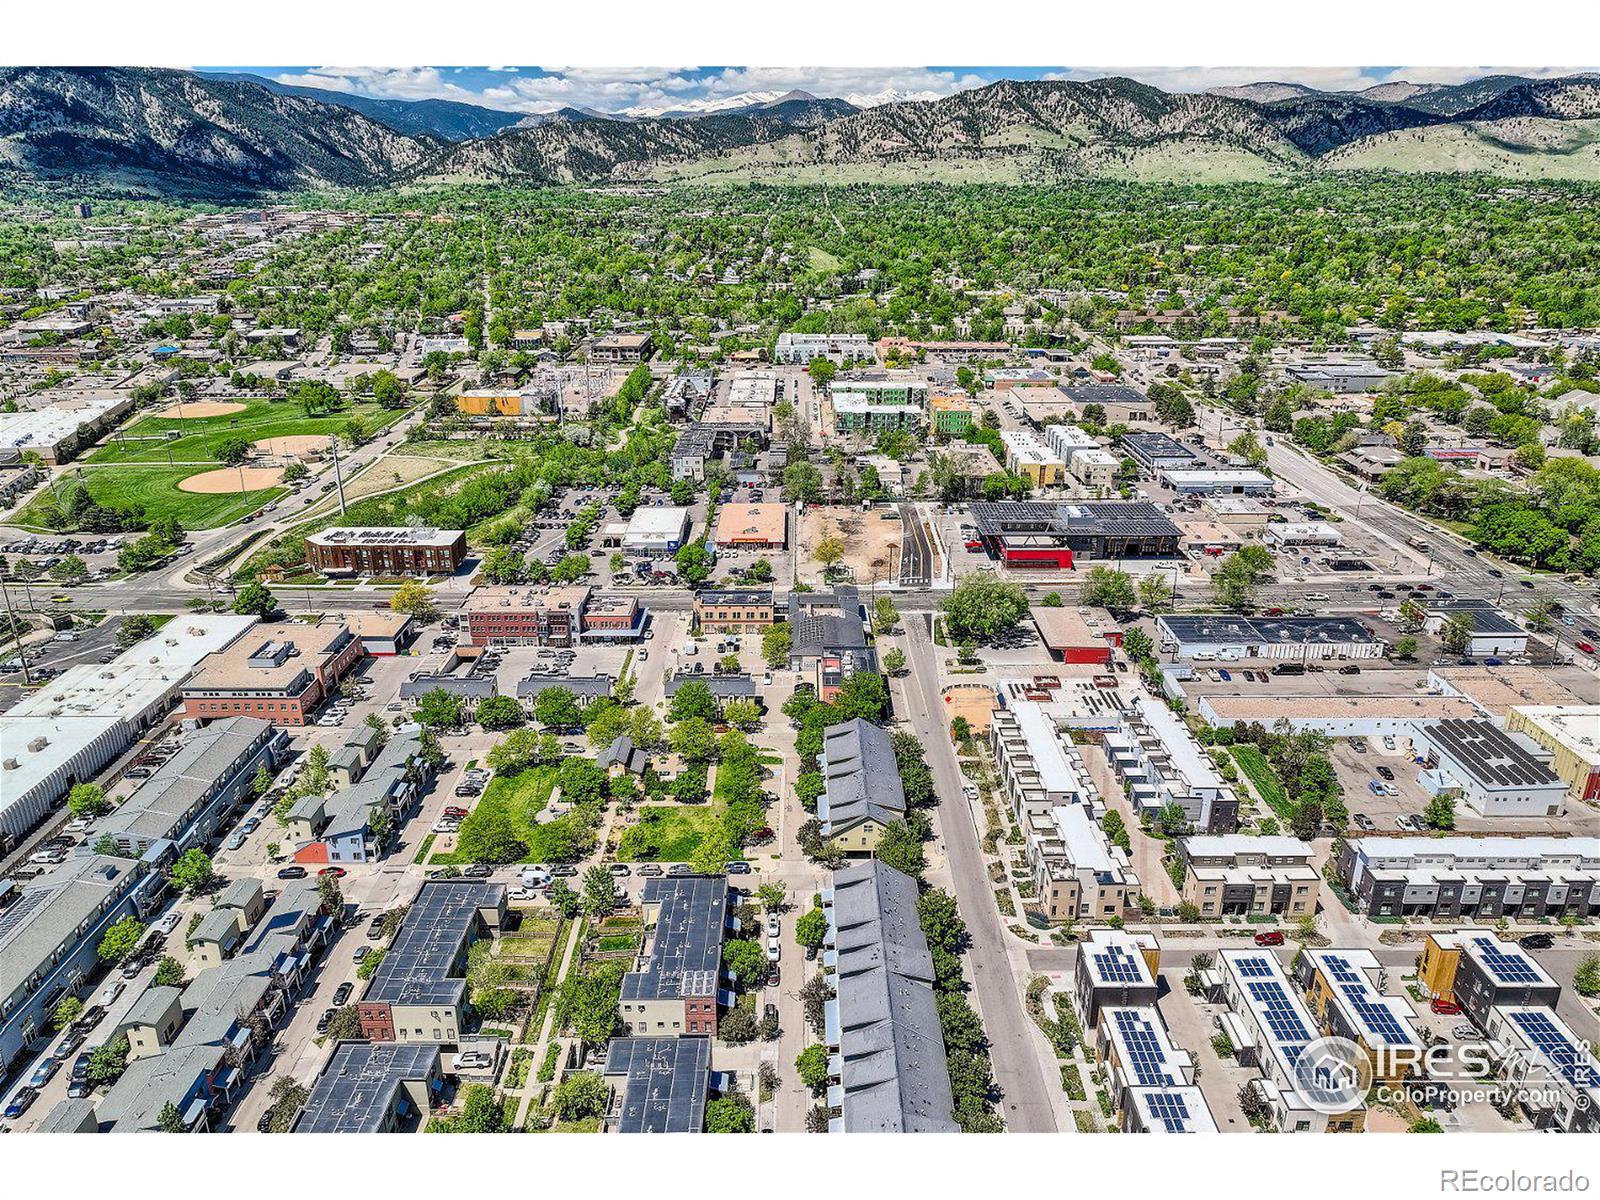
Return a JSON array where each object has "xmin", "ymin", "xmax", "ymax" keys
[
  {"xmin": 1504, "ymin": 705, "xmax": 1600, "ymax": 805},
  {"xmin": 1298, "ymin": 948, "xmax": 1418, "ymax": 1086},
  {"xmin": 455, "ymin": 390, "xmax": 528, "ymax": 417},
  {"xmin": 1000, "ymin": 429, "xmax": 1066, "ymax": 487}
]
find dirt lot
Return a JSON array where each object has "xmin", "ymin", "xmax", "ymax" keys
[
  {"xmin": 177, "ymin": 465, "xmax": 286, "ymax": 493},
  {"xmin": 796, "ymin": 504, "xmax": 902, "ymax": 587}
]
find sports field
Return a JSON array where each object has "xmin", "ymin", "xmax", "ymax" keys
[
  {"xmin": 87, "ymin": 399, "xmax": 401, "ymax": 465},
  {"xmin": 83, "ymin": 465, "xmax": 287, "ymax": 528}
]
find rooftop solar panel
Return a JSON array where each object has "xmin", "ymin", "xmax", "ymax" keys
[
  {"xmin": 1506, "ymin": 1009, "xmax": 1600, "ymax": 1093},
  {"xmin": 1321, "ymin": 953, "xmax": 1413, "ymax": 1047},
  {"xmin": 605, "ymin": 1037, "xmax": 711, "ymax": 1133},
  {"xmin": 1472, "ymin": 936, "xmax": 1543, "ymax": 985},
  {"xmin": 1111, "ymin": 1008, "xmax": 1178, "ymax": 1087}
]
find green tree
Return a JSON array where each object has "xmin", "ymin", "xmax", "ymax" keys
[
  {"xmin": 1574, "ymin": 953, "xmax": 1600, "ymax": 998},
  {"xmin": 68, "ymin": 782, "xmax": 110, "ymax": 818},
  {"xmin": 813, "ymin": 536, "xmax": 846, "ymax": 573},
  {"xmin": 157, "ymin": 1101, "xmax": 186, "ymax": 1133},
  {"xmin": 390, "ymin": 581, "xmax": 438, "ymax": 621},
  {"xmin": 941, "ymin": 574, "xmax": 1028, "ymax": 643},
  {"xmin": 795, "ymin": 1044, "xmax": 829, "ymax": 1094},
  {"xmin": 1081, "ymin": 566, "xmax": 1136, "ymax": 611},
  {"xmin": 233, "ymin": 581, "xmax": 277, "ymax": 619},
  {"xmin": 723, "ymin": 698, "xmax": 762, "ymax": 731},
  {"xmin": 415, "ymin": 688, "xmax": 465, "ymax": 729},
  {"xmin": 882, "ymin": 646, "xmax": 907, "ymax": 675},
  {"xmin": 1137, "ymin": 573, "xmax": 1174, "ymax": 612},
  {"xmin": 115, "ymin": 614, "xmax": 158, "ymax": 650},
  {"xmin": 582, "ymin": 865, "xmax": 620, "ymax": 917},
  {"xmin": 86, "ymin": 1034, "xmax": 130, "ymax": 1087},
  {"xmin": 795, "ymin": 907, "xmax": 828, "ymax": 949},
  {"xmin": 875, "ymin": 819, "xmax": 926, "ymax": 879},
  {"xmin": 553, "ymin": 1071, "xmax": 609, "ymax": 1121},
  {"xmin": 475, "ymin": 694, "xmax": 525, "ymax": 731},
  {"xmin": 153, "ymin": 956, "xmax": 186, "ymax": 988},
  {"xmin": 669, "ymin": 716, "xmax": 718, "ymax": 763},
  {"xmin": 675, "ymin": 542, "xmax": 712, "ymax": 587},
  {"xmin": 762, "ymin": 623, "xmax": 792, "ymax": 668},
  {"xmin": 872, "ymin": 594, "xmax": 900, "ymax": 634},
  {"xmin": 52, "ymin": 995, "xmax": 84, "ymax": 1031},
  {"xmin": 548, "ymin": 879, "xmax": 581, "ymax": 917},
  {"xmin": 97, "ymin": 916, "xmax": 145, "ymax": 963},
  {"xmin": 1423, "ymin": 794, "xmax": 1457, "ymax": 830},
  {"xmin": 668, "ymin": 678, "xmax": 719, "ymax": 723},
  {"xmin": 168, "ymin": 848, "xmax": 215, "ymax": 895},
  {"xmin": 48, "ymin": 555, "xmax": 89, "ymax": 585},
  {"xmin": 704, "ymin": 1092, "xmax": 755, "ymax": 1133},
  {"xmin": 455, "ymin": 806, "xmax": 525, "ymax": 864},
  {"xmin": 722, "ymin": 939, "xmax": 766, "ymax": 986},
  {"xmin": 217, "ymin": 436, "xmax": 252, "ymax": 466},
  {"xmin": 1440, "ymin": 613, "xmax": 1475, "ymax": 656}
]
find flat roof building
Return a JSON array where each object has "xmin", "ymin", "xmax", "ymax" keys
[
  {"xmin": 712, "ymin": 503, "xmax": 787, "ymax": 549},
  {"xmin": 1156, "ymin": 614, "xmax": 1385, "ymax": 662},
  {"xmin": 969, "ymin": 501, "xmax": 1182, "ymax": 569},
  {"xmin": 622, "ymin": 506, "xmax": 691, "ymax": 556},
  {"xmin": 295, "ymin": 1041, "xmax": 442, "ymax": 1133},
  {"xmin": 1103, "ymin": 695, "xmax": 1239, "ymax": 834},
  {"xmin": 182, "ymin": 622, "xmax": 363, "ymax": 726},
  {"xmin": 1418, "ymin": 929, "xmax": 1561, "ymax": 1031},
  {"xmin": 305, "ymin": 526, "xmax": 466, "ymax": 577},
  {"xmin": 1485, "ymin": 1006, "xmax": 1600, "ymax": 1133},
  {"xmin": 622, "ymin": 875, "xmax": 732, "ymax": 1038},
  {"xmin": 1337, "ymin": 836, "xmax": 1600, "ymax": 921},
  {"xmin": 1504, "ymin": 705, "xmax": 1600, "ymax": 805},
  {"xmin": 1414, "ymin": 717, "xmax": 1569, "ymax": 818},
  {"xmin": 1179, "ymin": 835, "xmax": 1319, "ymax": 921},
  {"xmin": 602, "ymin": 1036, "xmax": 713, "ymax": 1134}
]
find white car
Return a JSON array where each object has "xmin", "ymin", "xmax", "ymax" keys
[
  {"xmin": 1305, "ymin": 592, "xmax": 1329, "ymax": 602},
  {"xmin": 52, "ymin": 632, "xmax": 79, "ymax": 642},
  {"xmin": 508, "ymin": 887, "xmax": 542, "ymax": 902},
  {"xmin": 98, "ymin": 980, "xmax": 125, "ymax": 1007},
  {"xmin": 765, "ymin": 935, "xmax": 781, "ymax": 962},
  {"xmin": 156, "ymin": 911, "xmax": 182, "ymax": 936}
]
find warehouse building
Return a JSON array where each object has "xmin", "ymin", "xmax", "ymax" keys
[
  {"xmin": 1414, "ymin": 717, "xmax": 1569, "ymax": 817},
  {"xmin": 1156, "ymin": 615, "xmax": 1385, "ymax": 662},
  {"xmin": 1197, "ymin": 693, "xmax": 1480, "ymax": 738},
  {"xmin": 1159, "ymin": 467, "xmax": 1275, "ymax": 496},
  {"xmin": 1503, "ymin": 705, "xmax": 1600, "ymax": 804}
]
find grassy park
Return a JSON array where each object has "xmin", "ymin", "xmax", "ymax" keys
[{"xmin": 86, "ymin": 399, "xmax": 401, "ymax": 465}]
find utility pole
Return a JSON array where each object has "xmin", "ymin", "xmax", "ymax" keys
[
  {"xmin": 0, "ymin": 578, "xmax": 32, "ymax": 686},
  {"xmin": 328, "ymin": 435, "xmax": 347, "ymax": 515}
]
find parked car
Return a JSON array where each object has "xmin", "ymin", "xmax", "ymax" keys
[
  {"xmin": 353, "ymin": 946, "xmax": 371, "ymax": 964},
  {"xmin": 456, "ymin": 1051, "xmax": 493, "ymax": 1071},
  {"xmin": 1376, "ymin": 766, "xmax": 1395, "ymax": 781},
  {"xmin": 276, "ymin": 866, "xmax": 307, "ymax": 880},
  {"xmin": 765, "ymin": 935, "xmax": 781, "ymax": 962},
  {"xmin": 667, "ymin": 863, "xmax": 693, "ymax": 877},
  {"xmin": 3, "ymin": 1087, "xmax": 39, "ymax": 1121},
  {"xmin": 97, "ymin": 980, "xmax": 125, "ymax": 1008},
  {"xmin": 257, "ymin": 1110, "xmax": 276, "ymax": 1133},
  {"xmin": 1519, "ymin": 933, "xmax": 1555, "ymax": 950},
  {"xmin": 725, "ymin": 861, "xmax": 752, "ymax": 875},
  {"xmin": 1353, "ymin": 814, "xmax": 1375, "ymax": 831},
  {"xmin": 462, "ymin": 864, "xmax": 494, "ymax": 879},
  {"xmin": 1430, "ymin": 998, "xmax": 1462, "ymax": 1015},
  {"xmin": 315, "ymin": 1009, "xmax": 335, "ymax": 1034},
  {"xmin": 318, "ymin": 867, "xmax": 346, "ymax": 879},
  {"xmin": 1253, "ymin": 931, "xmax": 1285, "ymax": 947},
  {"xmin": 637, "ymin": 864, "xmax": 663, "ymax": 876},
  {"xmin": 1450, "ymin": 1023, "xmax": 1477, "ymax": 1041},
  {"xmin": 608, "ymin": 863, "xmax": 631, "ymax": 877},
  {"xmin": 332, "ymin": 982, "xmax": 354, "ymax": 1006},
  {"xmin": 549, "ymin": 865, "xmax": 579, "ymax": 878},
  {"xmin": 27, "ymin": 1057, "xmax": 61, "ymax": 1089}
]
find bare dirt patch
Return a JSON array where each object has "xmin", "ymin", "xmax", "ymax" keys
[
  {"xmin": 254, "ymin": 434, "xmax": 332, "ymax": 457},
  {"xmin": 157, "ymin": 401, "xmax": 246, "ymax": 419},
  {"xmin": 178, "ymin": 465, "xmax": 286, "ymax": 494},
  {"xmin": 796, "ymin": 504, "xmax": 901, "ymax": 587}
]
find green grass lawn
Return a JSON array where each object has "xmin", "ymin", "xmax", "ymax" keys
[
  {"xmin": 431, "ymin": 766, "xmax": 558, "ymax": 865},
  {"xmin": 18, "ymin": 464, "xmax": 288, "ymax": 530},
  {"xmin": 1231, "ymin": 745, "xmax": 1292, "ymax": 819},
  {"xmin": 87, "ymin": 400, "xmax": 401, "ymax": 465},
  {"xmin": 615, "ymin": 804, "xmax": 725, "ymax": 862}
]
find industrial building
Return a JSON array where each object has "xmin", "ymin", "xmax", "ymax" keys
[
  {"xmin": 1503, "ymin": 705, "xmax": 1600, "ymax": 804},
  {"xmin": 1196, "ymin": 693, "xmax": 1481, "ymax": 738},
  {"xmin": 1156, "ymin": 614, "xmax": 1385, "ymax": 662},
  {"xmin": 1422, "ymin": 600, "xmax": 1529, "ymax": 659},
  {"xmin": 822, "ymin": 861, "xmax": 958, "ymax": 1132},
  {"xmin": 1413, "ymin": 718, "xmax": 1569, "ymax": 817},
  {"xmin": 1029, "ymin": 605, "xmax": 1115, "ymax": 664}
]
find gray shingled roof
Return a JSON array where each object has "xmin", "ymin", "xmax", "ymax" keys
[
  {"xmin": 828, "ymin": 860, "xmax": 957, "ymax": 1132},
  {"xmin": 821, "ymin": 718, "xmax": 905, "ymax": 829}
]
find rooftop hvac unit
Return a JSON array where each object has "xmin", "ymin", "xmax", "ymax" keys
[
  {"xmin": 28, "ymin": 736, "xmax": 49, "ymax": 752},
  {"xmin": 3, "ymin": 758, "xmax": 17, "ymax": 770}
]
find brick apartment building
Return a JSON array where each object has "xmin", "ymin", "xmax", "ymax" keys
[
  {"xmin": 305, "ymin": 527, "xmax": 466, "ymax": 576},
  {"xmin": 181, "ymin": 623, "xmax": 363, "ymax": 725}
]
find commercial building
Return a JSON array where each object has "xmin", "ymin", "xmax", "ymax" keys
[
  {"xmin": 1210, "ymin": 949, "xmax": 1366, "ymax": 1132},
  {"xmin": 1061, "ymin": 383, "xmax": 1152, "ymax": 423},
  {"xmin": 1197, "ymin": 693, "xmax": 1480, "ymax": 738},
  {"xmin": 181, "ymin": 622, "xmax": 364, "ymax": 725},
  {"xmin": 0, "ymin": 855, "xmax": 154, "ymax": 1075},
  {"xmin": 1285, "ymin": 362, "xmax": 1393, "ymax": 393},
  {"xmin": 591, "ymin": 332, "xmax": 654, "ymax": 363},
  {"xmin": 621, "ymin": 506, "xmax": 691, "ymax": 556},
  {"xmin": 89, "ymin": 716, "xmax": 282, "ymax": 861},
  {"xmin": 821, "ymin": 861, "xmax": 958, "ymax": 1132},
  {"xmin": 1103, "ymin": 695, "xmax": 1239, "ymax": 833},
  {"xmin": 1029, "ymin": 605, "xmax": 1113, "ymax": 665},
  {"xmin": 775, "ymin": 332, "xmax": 871, "ymax": 365},
  {"xmin": 466, "ymin": 585, "xmax": 590, "ymax": 647},
  {"xmin": 295, "ymin": 1042, "xmax": 443, "ymax": 1133},
  {"xmin": 1156, "ymin": 615, "xmax": 1385, "ymax": 662},
  {"xmin": 347, "ymin": 612, "xmax": 415, "ymax": 657},
  {"xmin": 1159, "ymin": 467, "xmax": 1275, "ymax": 496},
  {"xmin": 1336, "ymin": 836, "xmax": 1600, "ymax": 920},
  {"xmin": 305, "ymin": 527, "xmax": 467, "ymax": 577},
  {"xmin": 711, "ymin": 503, "xmax": 787, "ymax": 550},
  {"xmin": 602, "ymin": 1037, "xmax": 713, "ymax": 1134},
  {"xmin": 1503, "ymin": 706, "xmax": 1600, "ymax": 804},
  {"xmin": 1418, "ymin": 929, "xmax": 1561, "ymax": 1030},
  {"xmin": 1262, "ymin": 521, "xmax": 1342, "ymax": 549},
  {"xmin": 621, "ymin": 876, "xmax": 732, "ymax": 1037},
  {"xmin": 788, "ymin": 586, "xmax": 872, "ymax": 701},
  {"xmin": 358, "ymin": 881, "xmax": 507, "ymax": 1043},
  {"xmin": 1000, "ymin": 430, "xmax": 1067, "ymax": 487},
  {"xmin": 1483, "ymin": 1006, "xmax": 1600, "ymax": 1132},
  {"xmin": 1423, "ymin": 600, "xmax": 1529, "ymax": 659},
  {"xmin": 817, "ymin": 718, "xmax": 905, "ymax": 853},
  {"xmin": 1178, "ymin": 836, "xmax": 1320, "ymax": 919},
  {"xmin": 692, "ymin": 588, "xmax": 776, "ymax": 633},
  {"xmin": 1430, "ymin": 667, "xmax": 1584, "ymax": 722},
  {"xmin": 1413, "ymin": 718, "xmax": 1569, "ymax": 818},
  {"xmin": 1294, "ymin": 949, "xmax": 1419, "ymax": 1085},
  {"xmin": 1121, "ymin": 431, "xmax": 1202, "ymax": 474},
  {"xmin": 0, "ymin": 392, "xmax": 134, "ymax": 464},
  {"xmin": 969, "ymin": 501, "xmax": 1182, "ymax": 569}
]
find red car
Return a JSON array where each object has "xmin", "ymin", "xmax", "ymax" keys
[
  {"xmin": 1577, "ymin": 641, "xmax": 1595, "ymax": 656},
  {"xmin": 1430, "ymin": 998, "xmax": 1462, "ymax": 1015},
  {"xmin": 442, "ymin": 806, "xmax": 469, "ymax": 819},
  {"xmin": 318, "ymin": 867, "xmax": 346, "ymax": 879},
  {"xmin": 1253, "ymin": 931, "xmax": 1285, "ymax": 947}
]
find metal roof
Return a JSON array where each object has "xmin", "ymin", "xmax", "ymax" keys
[{"xmin": 1424, "ymin": 718, "xmax": 1562, "ymax": 791}]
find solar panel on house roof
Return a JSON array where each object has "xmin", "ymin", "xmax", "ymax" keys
[
  {"xmin": 1321, "ymin": 954, "xmax": 1412, "ymax": 1047},
  {"xmin": 1472, "ymin": 936, "xmax": 1543, "ymax": 985},
  {"xmin": 621, "ymin": 876, "xmax": 729, "ymax": 1001},
  {"xmin": 1111, "ymin": 1008, "xmax": 1177, "ymax": 1087},
  {"xmin": 1144, "ymin": 1090, "xmax": 1193, "ymax": 1132},
  {"xmin": 1506, "ymin": 1009, "xmax": 1600, "ymax": 1092},
  {"xmin": 363, "ymin": 881, "xmax": 501, "ymax": 1005},
  {"xmin": 1429, "ymin": 721, "xmax": 1560, "ymax": 790},
  {"xmin": 1092, "ymin": 943, "xmax": 1147, "ymax": 985},
  {"xmin": 605, "ymin": 1037, "xmax": 712, "ymax": 1133},
  {"xmin": 1235, "ymin": 955, "xmax": 1275, "ymax": 978}
]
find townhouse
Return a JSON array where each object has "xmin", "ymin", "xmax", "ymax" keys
[
  {"xmin": 816, "ymin": 718, "xmax": 905, "ymax": 853},
  {"xmin": 1177, "ymin": 835, "xmax": 1320, "ymax": 920},
  {"xmin": 1103, "ymin": 695, "xmax": 1240, "ymax": 834},
  {"xmin": 1336, "ymin": 836, "xmax": 1600, "ymax": 921},
  {"xmin": 620, "ymin": 876, "xmax": 733, "ymax": 1037}
]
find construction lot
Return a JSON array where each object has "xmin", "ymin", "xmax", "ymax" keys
[{"xmin": 795, "ymin": 504, "xmax": 902, "ymax": 587}]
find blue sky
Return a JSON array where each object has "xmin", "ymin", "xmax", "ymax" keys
[{"xmin": 201, "ymin": 65, "xmax": 1577, "ymax": 116}]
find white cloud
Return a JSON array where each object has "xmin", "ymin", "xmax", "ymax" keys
[{"xmin": 272, "ymin": 66, "xmax": 482, "ymax": 103}]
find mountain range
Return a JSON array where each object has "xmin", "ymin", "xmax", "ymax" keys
[{"xmin": 2, "ymin": 67, "xmax": 1597, "ymax": 196}]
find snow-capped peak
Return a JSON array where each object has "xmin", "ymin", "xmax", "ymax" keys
[{"xmin": 843, "ymin": 88, "xmax": 946, "ymax": 108}]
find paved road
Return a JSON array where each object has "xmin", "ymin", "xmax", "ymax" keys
[
  {"xmin": 899, "ymin": 615, "xmax": 1058, "ymax": 1132},
  {"xmin": 898, "ymin": 503, "xmax": 932, "ymax": 587}
]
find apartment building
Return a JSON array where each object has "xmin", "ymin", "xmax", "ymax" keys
[
  {"xmin": 1099, "ymin": 1007, "xmax": 1217, "ymax": 1133},
  {"xmin": 1000, "ymin": 430, "xmax": 1067, "ymax": 487},
  {"xmin": 817, "ymin": 718, "xmax": 905, "ymax": 853},
  {"xmin": 1336, "ymin": 836, "xmax": 1600, "ymax": 921},
  {"xmin": 1481, "ymin": 1005, "xmax": 1600, "ymax": 1133},
  {"xmin": 1209, "ymin": 949, "xmax": 1366, "ymax": 1132},
  {"xmin": 1294, "ymin": 949, "xmax": 1420, "ymax": 1086},
  {"xmin": 295, "ymin": 1042, "xmax": 443, "ymax": 1133},
  {"xmin": 620, "ymin": 876, "xmax": 732, "ymax": 1037},
  {"xmin": 305, "ymin": 527, "xmax": 466, "ymax": 577},
  {"xmin": 693, "ymin": 588, "xmax": 776, "ymax": 633},
  {"xmin": 1417, "ymin": 929, "xmax": 1561, "ymax": 1031},
  {"xmin": 289, "ymin": 731, "xmax": 430, "ymax": 865},
  {"xmin": 603, "ymin": 1037, "xmax": 713, "ymax": 1133},
  {"xmin": 181, "ymin": 623, "xmax": 364, "ymax": 725},
  {"xmin": 358, "ymin": 881, "xmax": 507, "ymax": 1043},
  {"xmin": 775, "ymin": 332, "xmax": 872, "ymax": 365},
  {"xmin": 821, "ymin": 861, "xmax": 958, "ymax": 1132},
  {"xmin": 1178, "ymin": 835, "xmax": 1319, "ymax": 919},
  {"xmin": 928, "ymin": 392, "xmax": 975, "ymax": 436},
  {"xmin": 989, "ymin": 703, "xmax": 1135, "ymax": 921},
  {"xmin": 1503, "ymin": 705, "xmax": 1600, "ymax": 804},
  {"xmin": 1103, "ymin": 695, "xmax": 1240, "ymax": 834},
  {"xmin": 591, "ymin": 332, "xmax": 654, "ymax": 363}
]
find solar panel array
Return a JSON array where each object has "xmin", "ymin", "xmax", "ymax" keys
[
  {"xmin": 1507, "ymin": 1009, "xmax": 1600, "ymax": 1093},
  {"xmin": 1321, "ymin": 953, "xmax": 1413, "ymax": 1047},
  {"xmin": 1092, "ymin": 943, "xmax": 1148, "ymax": 986},
  {"xmin": 1472, "ymin": 936, "xmax": 1543, "ymax": 985},
  {"xmin": 623, "ymin": 876, "xmax": 729, "ymax": 1001},
  {"xmin": 1143, "ymin": 1091, "xmax": 1193, "ymax": 1132},
  {"xmin": 1430, "ymin": 720, "xmax": 1560, "ymax": 789},
  {"xmin": 1111, "ymin": 1009, "xmax": 1177, "ymax": 1087},
  {"xmin": 605, "ymin": 1037, "xmax": 712, "ymax": 1134},
  {"xmin": 295, "ymin": 1042, "xmax": 440, "ymax": 1133},
  {"xmin": 364, "ymin": 881, "xmax": 502, "ymax": 1005}
]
